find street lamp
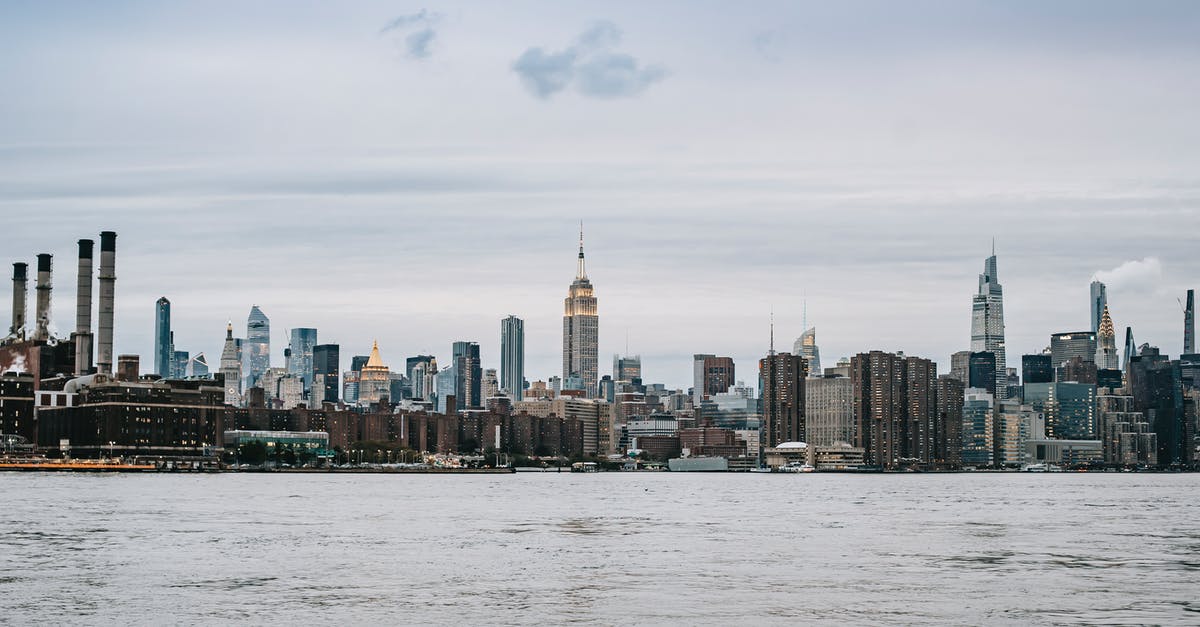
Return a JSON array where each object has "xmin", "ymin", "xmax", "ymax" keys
[{"xmin": 108, "ymin": 441, "xmax": 116, "ymax": 460}]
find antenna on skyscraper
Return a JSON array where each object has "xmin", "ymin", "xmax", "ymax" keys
[{"xmin": 769, "ymin": 308, "xmax": 776, "ymax": 356}]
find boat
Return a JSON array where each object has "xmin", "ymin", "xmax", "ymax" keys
[
  {"xmin": 1022, "ymin": 463, "xmax": 1047, "ymax": 472},
  {"xmin": 778, "ymin": 462, "xmax": 817, "ymax": 473},
  {"xmin": 667, "ymin": 457, "xmax": 728, "ymax": 472}
]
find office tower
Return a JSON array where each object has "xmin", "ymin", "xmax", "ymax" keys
[
  {"xmin": 962, "ymin": 388, "xmax": 994, "ymax": 467},
  {"xmin": 696, "ymin": 356, "xmax": 735, "ymax": 403},
  {"xmin": 243, "ymin": 305, "xmax": 270, "ymax": 388},
  {"xmin": 1127, "ymin": 355, "xmax": 1188, "ymax": 467},
  {"xmin": 949, "ymin": 350, "xmax": 971, "ymax": 384},
  {"xmin": 406, "ymin": 355, "xmax": 435, "ymax": 391},
  {"xmin": 436, "ymin": 364, "xmax": 457, "ymax": 413},
  {"xmin": 1050, "ymin": 331, "xmax": 1097, "ymax": 372},
  {"xmin": 312, "ymin": 343, "xmax": 340, "ymax": 403},
  {"xmin": 189, "ymin": 352, "xmax": 209, "ymax": 378},
  {"xmin": 1185, "ymin": 289, "xmax": 1195, "ymax": 355},
  {"xmin": 1095, "ymin": 305, "xmax": 1120, "ymax": 370},
  {"xmin": 219, "ymin": 321, "xmax": 242, "ymax": 405},
  {"xmin": 614, "ymin": 354, "xmax": 642, "ymax": 383},
  {"xmin": 970, "ymin": 249, "xmax": 1007, "ymax": 399},
  {"xmin": 850, "ymin": 351, "xmax": 938, "ymax": 468},
  {"xmin": 1022, "ymin": 354, "xmax": 1053, "ymax": 385},
  {"xmin": 1024, "ymin": 382, "xmax": 1097, "ymax": 440},
  {"xmin": 804, "ymin": 376, "xmax": 853, "ymax": 446},
  {"xmin": 1123, "ymin": 327, "xmax": 1137, "ymax": 371},
  {"xmin": 500, "ymin": 315, "xmax": 525, "ymax": 400},
  {"xmin": 793, "ymin": 327, "xmax": 821, "ymax": 376},
  {"xmin": 968, "ymin": 351, "xmax": 997, "ymax": 395},
  {"xmin": 287, "ymin": 328, "xmax": 318, "ymax": 392},
  {"xmin": 935, "ymin": 376, "xmax": 964, "ymax": 468},
  {"xmin": 351, "ymin": 355, "xmax": 370, "ymax": 373},
  {"xmin": 452, "ymin": 341, "xmax": 482, "ymax": 409},
  {"xmin": 343, "ymin": 371, "xmax": 360, "ymax": 404},
  {"xmin": 153, "ymin": 297, "xmax": 171, "ymax": 377},
  {"xmin": 563, "ymin": 227, "xmax": 598, "ymax": 396},
  {"xmin": 1004, "ymin": 368, "xmax": 1021, "ymax": 398},
  {"xmin": 994, "ymin": 400, "xmax": 1040, "ymax": 468},
  {"xmin": 759, "ymin": 353, "xmax": 807, "ymax": 449},
  {"xmin": 358, "ymin": 341, "xmax": 391, "ymax": 405},
  {"xmin": 1090, "ymin": 280, "xmax": 1107, "ymax": 336},
  {"xmin": 171, "ymin": 350, "xmax": 188, "ymax": 379}
]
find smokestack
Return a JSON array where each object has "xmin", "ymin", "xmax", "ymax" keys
[
  {"xmin": 34, "ymin": 253, "xmax": 52, "ymax": 341},
  {"xmin": 9, "ymin": 262, "xmax": 27, "ymax": 339},
  {"xmin": 1186, "ymin": 289, "xmax": 1195, "ymax": 355},
  {"xmin": 73, "ymin": 239, "xmax": 95, "ymax": 375},
  {"xmin": 97, "ymin": 231, "xmax": 117, "ymax": 374}
]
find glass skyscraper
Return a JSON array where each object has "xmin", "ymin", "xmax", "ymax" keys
[
  {"xmin": 500, "ymin": 315, "xmax": 524, "ymax": 400},
  {"xmin": 970, "ymin": 250, "xmax": 1007, "ymax": 400},
  {"xmin": 154, "ymin": 297, "xmax": 171, "ymax": 377},
  {"xmin": 243, "ymin": 305, "xmax": 270, "ymax": 388},
  {"xmin": 1090, "ymin": 280, "xmax": 1107, "ymax": 336},
  {"xmin": 288, "ymin": 328, "xmax": 318, "ymax": 393}
]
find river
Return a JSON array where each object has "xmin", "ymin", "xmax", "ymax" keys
[{"xmin": 2, "ymin": 472, "xmax": 1197, "ymax": 625}]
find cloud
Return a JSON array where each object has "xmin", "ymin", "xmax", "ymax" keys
[
  {"xmin": 381, "ymin": 10, "xmax": 440, "ymax": 59},
  {"xmin": 512, "ymin": 21, "xmax": 666, "ymax": 99},
  {"xmin": 1093, "ymin": 257, "xmax": 1163, "ymax": 292}
]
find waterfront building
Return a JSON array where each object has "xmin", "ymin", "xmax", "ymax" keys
[
  {"xmin": 850, "ymin": 351, "xmax": 937, "ymax": 468},
  {"xmin": 500, "ymin": 316, "xmax": 524, "ymax": 400},
  {"xmin": 453, "ymin": 341, "xmax": 482, "ymax": 409},
  {"xmin": 1022, "ymin": 353, "xmax": 1053, "ymax": 385},
  {"xmin": 994, "ymin": 400, "xmax": 1041, "ymax": 468},
  {"xmin": 219, "ymin": 322, "xmax": 242, "ymax": 405},
  {"xmin": 243, "ymin": 306, "xmax": 270, "ymax": 389},
  {"xmin": 1090, "ymin": 280, "xmax": 1108, "ymax": 336},
  {"xmin": 154, "ymin": 297, "xmax": 171, "ymax": 377},
  {"xmin": 312, "ymin": 343, "xmax": 340, "ymax": 404},
  {"xmin": 1097, "ymin": 392, "xmax": 1156, "ymax": 466},
  {"xmin": 804, "ymin": 375, "xmax": 854, "ymax": 447},
  {"xmin": 759, "ymin": 351, "xmax": 807, "ymax": 451},
  {"xmin": 935, "ymin": 376, "xmax": 964, "ymax": 468},
  {"xmin": 562, "ymin": 228, "xmax": 598, "ymax": 396},
  {"xmin": 358, "ymin": 341, "xmax": 392, "ymax": 406},
  {"xmin": 1024, "ymin": 439, "xmax": 1103, "ymax": 467},
  {"xmin": 961, "ymin": 387, "xmax": 994, "ymax": 467},
  {"xmin": 287, "ymin": 328, "xmax": 317, "ymax": 393},
  {"xmin": 1127, "ymin": 355, "xmax": 1189, "ymax": 467},
  {"xmin": 793, "ymin": 327, "xmax": 821, "ymax": 376},
  {"xmin": 1024, "ymin": 382, "xmax": 1097, "ymax": 440},
  {"xmin": 970, "ymin": 249, "xmax": 1008, "ymax": 399}
]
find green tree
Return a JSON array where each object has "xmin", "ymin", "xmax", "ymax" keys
[{"xmin": 239, "ymin": 441, "xmax": 269, "ymax": 465}]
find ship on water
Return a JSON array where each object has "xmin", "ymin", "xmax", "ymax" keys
[{"xmin": 667, "ymin": 457, "xmax": 728, "ymax": 472}]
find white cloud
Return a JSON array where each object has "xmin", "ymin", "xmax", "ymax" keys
[{"xmin": 1093, "ymin": 257, "xmax": 1163, "ymax": 292}]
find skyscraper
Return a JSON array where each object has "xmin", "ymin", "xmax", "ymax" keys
[
  {"xmin": 453, "ymin": 340, "xmax": 482, "ymax": 409},
  {"xmin": 1123, "ymin": 327, "xmax": 1137, "ymax": 371},
  {"xmin": 563, "ymin": 227, "xmax": 598, "ymax": 396},
  {"xmin": 1185, "ymin": 289, "xmax": 1195, "ymax": 355},
  {"xmin": 219, "ymin": 321, "xmax": 242, "ymax": 405},
  {"xmin": 1095, "ymin": 305, "xmax": 1120, "ymax": 370},
  {"xmin": 759, "ymin": 352, "xmax": 807, "ymax": 449},
  {"xmin": 312, "ymin": 343, "xmax": 340, "ymax": 403},
  {"xmin": 1090, "ymin": 280, "xmax": 1108, "ymax": 336},
  {"xmin": 189, "ymin": 352, "xmax": 209, "ymax": 378},
  {"xmin": 968, "ymin": 351, "xmax": 997, "ymax": 395},
  {"xmin": 793, "ymin": 327, "xmax": 821, "ymax": 376},
  {"xmin": 358, "ymin": 341, "xmax": 391, "ymax": 405},
  {"xmin": 613, "ymin": 354, "xmax": 642, "ymax": 383},
  {"xmin": 850, "ymin": 351, "xmax": 938, "ymax": 469},
  {"xmin": 1022, "ymin": 353, "xmax": 1054, "ymax": 385},
  {"xmin": 154, "ymin": 297, "xmax": 171, "ymax": 377},
  {"xmin": 1050, "ymin": 331, "xmax": 1097, "ymax": 370},
  {"xmin": 696, "ymin": 356, "xmax": 735, "ymax": 402},
  {"xmin": 287, "ymin": 327, "xmax": 318, "ymax": 392},
  {"xmin": 500, "ymin": 315, "xmax": 525, "ymax": 400},
  {"xmin": 243, "ymin": 305, "xmax": 270, "ymax": 388},
  {"xmin": 970, "ymin": 248, "xmax": 1007, "ymax": 399}
]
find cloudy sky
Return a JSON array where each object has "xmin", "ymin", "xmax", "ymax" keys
[{"xmin": 2, "ymin": 1, "xmax": 1198, "ymax": 389}]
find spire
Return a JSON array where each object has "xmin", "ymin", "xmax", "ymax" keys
[
  {"xmin": 1098, "ymin": 305, "xmax": 1115, "ymax": 340},
  {"xmin": 226, "ymin": 320, "xmax": 233, "ymax": 339},
  {"xmin": 769, "ymin": 309, "xmax": 776, "ymax": 356},
  {"xmin": 365, "ymin": 340, "xmax": 384, "ymax": 369},
  {"xmin": 576, "ymin": 222, "xmax": 587, "ymax": 280}
]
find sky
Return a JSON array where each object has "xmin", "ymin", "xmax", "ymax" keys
[{"xmin": 2, "ymin": 1, "xmax": 1198, "ymax": 389}]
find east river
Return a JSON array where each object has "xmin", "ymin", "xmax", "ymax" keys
[{"xmin": 2, "ymin": 472, "xmax": 1198, "ymax": 625}]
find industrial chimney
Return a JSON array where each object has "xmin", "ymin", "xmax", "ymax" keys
[
  {"xmin": 97, "ymin": 231, "xmax": 117, "ymax": 374},
  {"xmin": 73, "ymin": 239, "xmax": 95, "ymax": 375},
  {"xmin": 33, "ymin": 253, "xmax": 52, "ymax": 341},
  {"xmin": 9, "ymin": 262, "xmax": 27, "ymax": 340}
]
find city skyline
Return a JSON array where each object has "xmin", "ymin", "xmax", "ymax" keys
[{"xmin": 2, "ymin": 2, "xmax": 1199, "ymax": 389}]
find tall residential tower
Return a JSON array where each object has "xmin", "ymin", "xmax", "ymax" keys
[
  {"xmin": 500, "ymin": 315, "xmax": 524, "ymax": 400},
  {"xmin": 154, "ymin": 297, "xmax": 172, "ymax": 377}
]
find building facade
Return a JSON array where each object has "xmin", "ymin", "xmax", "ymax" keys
[
  {"xmin": 759, "ymin": 352, "xmax": 807, "ymax": 450},
  {"xmin": 804, "ymin": 375, "xmax": 854, "ymax": 446},
  {"xmin": 243, "ymin": 306, "xmax": 270, "ymax": 389},
  {"xmin": 154, "ymin": 297, "xmax": 171, "ymax": 377},
  {"xmin": 970, "ymin": 251, "xmax": 1008, "ymax": 399},
  {"xmin": 563, "ymin": 229, "xmax": 598, "ymax": 396},
  {"xmin": 500, "ymin": 315, "xmax": 524, "ymax": 400}
]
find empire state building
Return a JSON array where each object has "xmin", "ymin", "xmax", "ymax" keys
[{"xmin": 563, "ymin": 228, "xmax": 598, "ymax": 395}]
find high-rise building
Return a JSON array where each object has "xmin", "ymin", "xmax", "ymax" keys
[
  {"xmin": 949, "ymin": 350, "xmax": 971, "ymax": 384},
  {"xmin": 189, "ymin": 352, "xmax": 209, "ymax": 378},
  {"xmin": 453, "ymin": 341, "xmax": 482, "ymax": 409},
  {"xmin": 1127, "ymin": 355, "xmax": 1189, "ymax": 467},
  {"xmin": 154, "ymin": 297, "xmax": 171, "ymax": 377},
  {"xmin": 1024, "ymin": 382, "xmax": 1097, "ymax": 440},
  {"xmin": 1050, "ymin": 331, "xmax": 1097, "ymax": 371},
  {"xmin": 793, "ymin": 327, "xmax": 821, "ymax": 376},
  {"xmin": 968, "ymin": 351, "xmax": 997, "ymax": 395},
  {"xmin": 759, "ymin": 352, "xmax": 807, "ymax": 450},
  {"xmin": 1090, "ymin": 280, "xmax": 1108, "ymax": 336},
  {"xmin": 243, "ymin": 306, "xmax": 270, "ymax": 389},
  {"xmin": 962, "ymin": 388, "xmax": 994, "ymax": 467},
  {"xmin": 1123, "ymin": 327, "xmax": 1137, "ymax": 371},
  {"xmin": 696, "ymin": 356, "xmax": 735, "ymax": 403},
  {"xmin": 500, "ymin": 315, "xmax": 524, "ymax": 400},
  {"xmin": 850, "ymin": 351, "xmax": 938, "ymax": 469},
  {"xmin": 935, "ymin": 376, "xmax": 964, "ymax": 468},
  {"xmin": 613, "ymin": 354, "xmax": 642, "ymax": 383},
  {"xmin": 804, "ymin": 375, "xmax": 853, "ymax": 446},
  {"xmin": 1022, "ymin": 353, "xmax": 1053, "ymax": 385},
  {"xmin": 312, "ymin": 343, "xmax": 340, "ymax": 403},
  {"xmin": 1185, "ymin": 289, "xmax": 1195, "ymax": 355},
  {"xmin": 563, "ymin": 227, "xmax": 598, "ymax": 396},
  {"xmin": 970, "ymin": 249, "xmax": 1007, "ymax": 399},
  {"xmin": 351, "ymin": 355, "xmax": 370, "ymax": 373},
  {"xmin": 483, "ymin": 368, "xmax": 499, "ymax": 399},
  {"xmin": 287, "ymin": 328, "xmax": 318, "ymax": 393},
  {"xmin": 1095, "ymin": 305, "xmax": 1120, "ymax": 370},
  {"xmin": 219, "ymin": 321, "xmax": 242, "ymax": 405},
  {"xmin": 171, "ymin": 350, "xmax": 188, "ymax": 379},
  {"xmin": 358, "ymin": 341, "xmax": 391, "ymax": 405}
]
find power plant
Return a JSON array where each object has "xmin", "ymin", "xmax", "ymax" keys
[{"xmin": 1, "ymin": 231, "xmax": 117, "ymax": 382}]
